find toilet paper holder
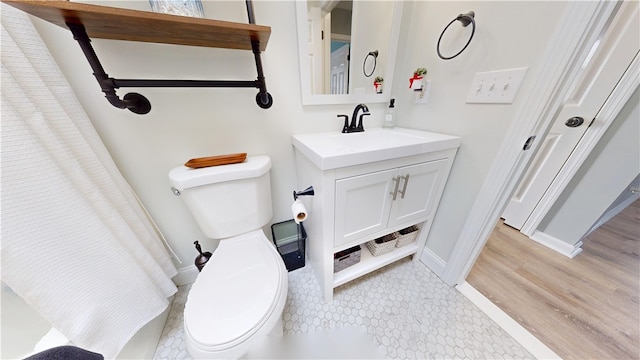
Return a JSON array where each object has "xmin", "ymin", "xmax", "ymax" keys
[
  {"xmin": 292, "ymin": 186, "xmax": 314, "ymax": 224},
  {"xmin": 293, "ymin": 186, "xmax": 314, "ymax": 200}
]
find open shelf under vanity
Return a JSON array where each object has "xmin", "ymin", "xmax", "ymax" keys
[{"xmin": 333, "ymin": 242, "xmax": 419, "ymax": 288}]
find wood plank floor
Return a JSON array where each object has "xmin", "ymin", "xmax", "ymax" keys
[{"xmin": 467, "ymin": 199, "xmax": 640, "ymax": 359}]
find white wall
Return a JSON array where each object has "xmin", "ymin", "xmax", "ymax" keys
[
  {"xmin": 390, "ymin": 1, "xmax": 567, "ymax": 262},
  {"xmin": 29, "ymin": 0, "xmax": 384, "ymax": 273},
  {"xmin": 538, "ymin": 87, "xmax": 640, "ymax": 244},
  {"xmin": 28, "ymin": 0, "xmax": 568, "ymax": 275}
]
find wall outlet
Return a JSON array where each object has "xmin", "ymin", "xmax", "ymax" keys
[
  {"xmin": 466, "ymin": 67, "xmax": 528, "ymax": 104},
  {"xmin": 416, "ymin": 79, "xmax": 431, "ymax": 104}
]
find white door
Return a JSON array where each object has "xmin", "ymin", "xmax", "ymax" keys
[
  {"xmin": 330, "ymin": 43, "xmax": 350, "ymax": 94},
  {"xmin": 502, "ymin": 3, "xmax": 640, "ymax": 230},
  {"xmin": 306, "ymin": 6, "xmax": 324, "ymax": 94}
]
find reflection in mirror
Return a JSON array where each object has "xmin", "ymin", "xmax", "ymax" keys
[
  {"xmin": 362, "ymin": 50, "xmax": 378, "ymax": 79},
  {"xmin": 296, "ymin": 1, "xmax": 403, "ymax": 105},
  {"xmin": 327, "ymin": 1, "xmax": 351, "ymax": 94}
]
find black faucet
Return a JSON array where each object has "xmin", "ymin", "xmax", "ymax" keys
[{"xmin": 343, "ymin": 104, "xmax": 369, "ymax": 133}]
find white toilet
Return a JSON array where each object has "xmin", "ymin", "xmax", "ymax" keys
[{"xmin": 168, "ymin": 155, "xmax": 288, "ymax": 359}]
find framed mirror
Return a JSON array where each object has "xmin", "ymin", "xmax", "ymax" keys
[{"xmin": 295, "ymin": 1, "xmax": 404, "ymax": 105}]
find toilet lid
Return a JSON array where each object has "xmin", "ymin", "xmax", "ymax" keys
[{"xmin": 184, "ymin": 230, "xmax": 283, "ymax": 349}]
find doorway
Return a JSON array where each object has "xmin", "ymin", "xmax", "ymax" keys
[
  {"xmin": 467, "ymin": 82, "xmax": 639, "ymax": 357},
  {"xmin": 454, "ymin": 2, "xmax": 640, "ymax": 357},
  {"xmin": 441, "ymin": 0, "xmax": 638, "ymax": 287},
  {"xmin": 501, "ymin": 1, "xmax": 639, "ymax": 240}
]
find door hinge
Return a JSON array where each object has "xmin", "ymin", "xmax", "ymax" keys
[
  {"xmin": 321, "ymin": 30, "xmax": 324, "ymax": 40},
  {"xmin": 523, "ymin": 135, "xmax": 536, "ymax": 150}
]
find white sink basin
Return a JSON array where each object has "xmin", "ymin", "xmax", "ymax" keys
[{"xmin": 292, "ymin": 127, "xmax": 461, "ymax": 170}]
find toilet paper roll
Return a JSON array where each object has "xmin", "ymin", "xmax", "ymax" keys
[{"xmin": 291, "ymin": 199, "xmax": 308, "ymax": 224}]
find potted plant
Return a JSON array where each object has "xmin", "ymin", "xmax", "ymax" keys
[
  {"xmin": 373, "ymin": 76, "xmax": 384, "ymax": 93},
  {"xmin": 414, "ymin": 67, "xmax": 427, "ymax": 77},
  {"xmin": 410, "ymin": 67, "xmax": 427, "ymax": 90}
]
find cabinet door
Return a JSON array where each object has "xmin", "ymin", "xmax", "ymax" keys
[
  {"xmin": 334, "ymin": 169, "xmax": 396, "ymax": 247},
  {"xmin": 388, "ymin": 160, "xmax": 447, "ymax": 227}
]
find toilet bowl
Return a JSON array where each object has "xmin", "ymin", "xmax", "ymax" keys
[
  {"xmin": 168, "ymin": 156, "xmax": 288, "ymax": 359},
  {"xmin": 184, "ymin": 230, "xmax": 287, "ymax": 359}
]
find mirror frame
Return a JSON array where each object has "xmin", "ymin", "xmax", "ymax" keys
[{"xmin": 295, "ymin": 1, "xmax": 404, "ymax": 105}]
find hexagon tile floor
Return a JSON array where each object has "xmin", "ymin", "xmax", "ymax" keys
[{"xmin": 153, "ymin": 258, "xmax": 533, "ymax": 359}]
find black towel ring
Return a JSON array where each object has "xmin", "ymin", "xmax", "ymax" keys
[
  {"xmin": 363, "ymin": 50, "xmax": 378, "ymax": 77},
  {"xmin": 437, "ymin": 11, "xmax": 476, "ymax": 60}
]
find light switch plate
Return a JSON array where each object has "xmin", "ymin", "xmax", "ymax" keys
[{"xmin": 466, "ymin": 67, "xmax": 528, "ymax": 104}]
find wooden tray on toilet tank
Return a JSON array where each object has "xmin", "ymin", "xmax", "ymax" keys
[{"xmin": 184, "ymin": 153, "xmax": 247, "ymax": 169}]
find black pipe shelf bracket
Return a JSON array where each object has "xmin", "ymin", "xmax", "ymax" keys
[
  {"xmin": 3, "ymin": 0, "xmax": 273, "ymax": 113},
  {"xmin": 62, "ymin": 0, "xmax": 273, "ymax": 114}
]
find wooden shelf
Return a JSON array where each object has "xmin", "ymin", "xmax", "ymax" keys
[
  {"xmin": 2, "ymin": 0, "xmax": 275, "ymax": 112},
  {"xmin": 2, "ymin": 0, "xmax": 270, "ymax": 51}
]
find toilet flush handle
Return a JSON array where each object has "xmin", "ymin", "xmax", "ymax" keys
[{"xmin": 171, "ymin": 186, "xmax": 181, "ymax": 196}]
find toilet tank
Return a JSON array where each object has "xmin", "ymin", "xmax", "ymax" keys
[{"xmin": 169, "ymin": 156, "xmax": 273, "ymax": 239}]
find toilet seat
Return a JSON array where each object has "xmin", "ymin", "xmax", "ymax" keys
[{"xmin": 184, "ymin": 229, "xmax": 287, "ymax": 357}]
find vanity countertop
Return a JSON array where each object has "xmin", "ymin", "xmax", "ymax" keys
[{"xmin": 292, "ymin": 127, "xmax": 461, "ymax": 170}]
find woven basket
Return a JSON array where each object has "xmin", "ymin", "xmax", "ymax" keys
[
  {"xmin": 365, "ymin": 233, "xmax": 398, "ymax": 256},
  {"xmin": 396, "ymin": 225, "xmax": 419, "ymax": 247},
  {"xmin": 334, "ymin": 245, "xmax": 361, "ymax": 273}
]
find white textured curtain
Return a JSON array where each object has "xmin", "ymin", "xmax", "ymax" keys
[{"xmin": 1, "ymin": 4, "xmax": 178, "ymax": 358}]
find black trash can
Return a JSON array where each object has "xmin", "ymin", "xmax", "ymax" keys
[{"xmin": 271, "ymin": 219, "xmax": 306, "ymax": 272}]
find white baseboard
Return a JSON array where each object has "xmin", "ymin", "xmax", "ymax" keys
[
  {"xmin": 530, "ymin": 230, "xmax": 582, "ymax": 258},
  {"xmin": 419, "ymin": 246, "xmax": 446, "ymax": 277},
  {"xmin": 456, "ymin": 282, "xmax": 561, "ymax": 360},
  {"xmin": 172, "ymin": 265, "xmax": 198, "ymax": 286},
  {"xmin": 585, "ymin": 192, "xmax": 640, "ymax": 237}
]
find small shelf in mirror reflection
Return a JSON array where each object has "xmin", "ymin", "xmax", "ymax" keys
[{"xmin": 295, "ymin": 0, "xmax": 404, "ymax": 105}]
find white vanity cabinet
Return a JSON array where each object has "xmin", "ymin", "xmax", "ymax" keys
[
  {"xmin": 292, "ymin": 128, "xmax": 460, "ymax": 302},
  {"xmin": 334, "ymin": 160, "xmax": 447, "ymax": 247}
]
